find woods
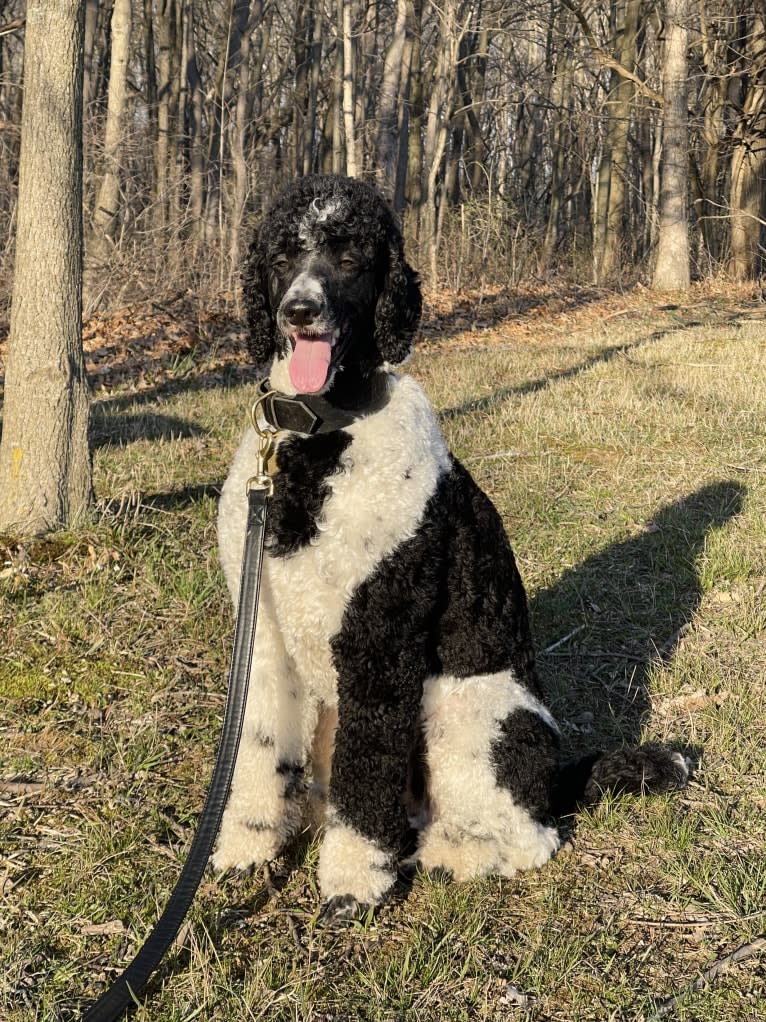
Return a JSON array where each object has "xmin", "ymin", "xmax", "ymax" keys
[{"xmin": 0, "ymin": 0, "xmax": 764, "ymax": 307}]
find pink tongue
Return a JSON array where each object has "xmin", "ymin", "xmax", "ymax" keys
[{"xmin": 288, "ymin": 336, "xmax": 333, "ymax": 393}]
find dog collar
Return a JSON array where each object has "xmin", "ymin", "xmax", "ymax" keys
[{"xmin": 254, "ymin": 374, "xmax": 390, "ymax": 436}]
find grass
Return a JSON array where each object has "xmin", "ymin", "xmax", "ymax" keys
[{"xmin": 2, "ymin": 291, "xmax": 765, "ymax": 1020}]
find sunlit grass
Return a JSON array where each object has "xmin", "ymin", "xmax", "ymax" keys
[{"xmin": 2, "ymin": 299, "xmax": 765, "ymax": 1020}]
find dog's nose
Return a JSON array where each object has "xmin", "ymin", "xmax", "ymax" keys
[{"xmin": 283, "ymin": 296, "xmax": 322, "ymax": 329}]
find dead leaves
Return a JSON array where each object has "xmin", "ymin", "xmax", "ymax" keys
[
  {"xmin": 82, "ymin": 293, "xmax": 249, "ymax": 396},
  {"xmin": 0, "ymin": 536, "xmax": 122, "ymax": 595},
  {"xmin": 652, "ymin": 687, "xmax": 732, "ymax": 716}
]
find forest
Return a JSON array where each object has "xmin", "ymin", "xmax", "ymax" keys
[{"xmin": 0, "ymin": 0, "xmax": 764, "ymax": 311}]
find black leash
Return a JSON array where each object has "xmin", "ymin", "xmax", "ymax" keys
[
  {"xmin": 77, "ymin": 375, "xmax": 385, "ymax": 1019},
  {"xmin": 79, "ymin": 404, "xmax": 276, "ymax": 1022}
]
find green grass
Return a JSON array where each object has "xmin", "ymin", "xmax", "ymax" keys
[{"xmin": 2, "ymin": 296, "xmax": 765, "ymax": 1020}]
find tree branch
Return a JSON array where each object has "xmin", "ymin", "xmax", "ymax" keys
[
  {"xmin": 560, "ymin": 0, "xmax": 664, "ymax": 106},
  {"xmin": 0, "ymin": 17, "xmax": 26, "ymax": 36}
]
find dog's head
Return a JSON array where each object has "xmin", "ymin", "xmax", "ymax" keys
[{"xmin": 243, "ymin": 175, "xmax": 421, "ymax": 395}]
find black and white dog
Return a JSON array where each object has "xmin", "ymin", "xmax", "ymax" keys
[{"xmin": 214, "ymin": 175, "xmax": 687, "ymax": 919}]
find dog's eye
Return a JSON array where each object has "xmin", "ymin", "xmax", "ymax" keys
[
  {"xmin": 271, "ymin": 255, "xmax": 289, "ymax": 274},
  {"xmin": 339, "ymin": 255, "xmax": 357, "ymax": 271}
]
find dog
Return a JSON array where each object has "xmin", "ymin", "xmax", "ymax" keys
[{"xmin": 213, "ymin": 175, "xmax": 688, "ymax": 920}]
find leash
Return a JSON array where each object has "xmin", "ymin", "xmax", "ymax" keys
[{"xmin": 79, "ymin": 394, "xmax": 277, "ymax": 1022}]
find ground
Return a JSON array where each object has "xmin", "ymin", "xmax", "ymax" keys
[{"xmin": 1, "ymin": 281, "xmax": 765, "ymax": 1021}]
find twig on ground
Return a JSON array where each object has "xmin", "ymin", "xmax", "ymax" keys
[
  {"xmin": 542, "ymin": 624, "xmax": 586, "ymax": 654},
  {"xmin": 0, "ymin": 778, "xmax": 45, "ymax": 795},
  {"xmin": 649, "ymin": 934, "xmax": 766, "ymax": 1020}
]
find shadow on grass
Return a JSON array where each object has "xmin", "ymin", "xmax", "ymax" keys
[
  {"xmin": 90, "ymin": 410, "xmax": 206, "ymax": 448},
  {"xmin": 97, "ymin": 482, "xmax": 222, "ymax": 517},
  {"xmin": 439, "ymin": 323, "xmax": 701, "ymax": 422},
  {"xmin": 530, "ymin": 480, "xmax": 746, "ymax": 756},
  {"xmin": 91, "ymin": 362, "xmax": 263, "ymax": 415}
]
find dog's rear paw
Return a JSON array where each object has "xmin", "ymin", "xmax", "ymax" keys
[{"xmin": 416, "ymin": 821, "xmax": 559, "ymax": 880}]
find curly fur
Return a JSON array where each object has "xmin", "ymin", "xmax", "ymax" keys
[
  {"xmin": 215, "ymin": 176, "xmax": 689, "ymax": 919},
  {"xmin": 242, "ymin": 175, "xmax": 421, "ymax": 368}
]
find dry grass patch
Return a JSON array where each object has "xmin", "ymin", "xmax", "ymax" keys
[{"xmin": 2, "ymin": 297, "xmax": 765, "ymax": 1020}]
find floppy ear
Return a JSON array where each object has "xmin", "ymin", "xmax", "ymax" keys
[
  {"xmin": 374, "ymin": 246, "xmax": 422, "ymax": 365},
  {"xmin": 242, "ymin": 233, "xmax": 276, "ymax": 364}
]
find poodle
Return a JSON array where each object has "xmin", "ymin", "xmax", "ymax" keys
[{"xmin": 213, "ymin": 175, "xmax": 688, "ymax": 920}]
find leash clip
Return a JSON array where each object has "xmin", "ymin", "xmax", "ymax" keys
[{"xmin": 247, "ymin": 390, "xmax": 278, "ymax": 497}]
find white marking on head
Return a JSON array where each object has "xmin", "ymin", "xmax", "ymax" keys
[{"xmin": 298, "ymin": 197, "xmax": 346, "ymax": 250}]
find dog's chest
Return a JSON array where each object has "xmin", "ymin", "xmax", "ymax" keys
[{"xmin": 264, "ymin": 380, "xmax": 449, "ymax": 702}]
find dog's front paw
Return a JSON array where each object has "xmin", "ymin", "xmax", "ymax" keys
[
  {"xmin": 318, "ymin": 894, "xmax": 370, "ymax": 925},
  {"xmin": 317, "ymin": 820, "xmax": 396, "ymax": 907},
  {"xmin": 212, "ymin": 817, "xmax": 282, "ymax": 875}
]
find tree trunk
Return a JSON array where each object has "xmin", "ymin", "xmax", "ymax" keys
[
  {"xmin": 422, "ymin": 0, "xmax": 468, "ymax": 279},
  {"xmin": 393, "ymin": 11, "xmax": 415, "ymax": 215},
  {"xmin": 293, "ymin": 1, "xmax": 309, "ymax": 177},
  {"xmin": 90, "ymin": 0, "xmax": 132, "ymax": 253},
  {"xmin": 405, "ymin": 0, "xmax": 424, "ymax": 219},
  {"xmin": 340, "ymin": 0, "xmax": 357, "ymax": 175},
  {"xmin": 0, "ymin": 0, "xmax": 91, "ymax": 535},
  {"xmin": 597, "ymin": 0, "xmax": 640, "ymax": 280},
  {"xmin": 155, "ymin": 0, "xmax": 176, "ymax": 228},
  {"xmin": 696, "ymin": 10, "xmax": 727, "ymax": 267},
  {"xmin": 543, "ymin": 42, "xmax": 573, "ymax": 265},
  {"xmin": 652, "ymin": 0, "xmax": 690, "ymax": 291},
  {"xmin": 83, "ymin": 0, "xmax": 100, "ymax": 116},
  {"xmin": 375, "ymin": 0, "xmax": 408, "ymax": 200},
  {"xmin": 728, "ymin": 12, "xmax": 766, "ymax": 281},
  {"xmin": 230, "ymin": 1, "xmax": 254, "ymax": 272},
  {"xmin": 185, "ymin": 0, "xmax": 205, "ymax": 229},
  {"xmin": 303, "ymin": 0, "xmax": 323, "ymax": 176},
  {"xmin": 331, "ymin": 13, "xmax": 343, "ymax": 174}
]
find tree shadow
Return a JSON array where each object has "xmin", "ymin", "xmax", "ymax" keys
[
  {"xmin": 419, "ymin": 283, "xmax": 623, "ymax": 341},
  {"xmin": 96, "ymin": 482, "xmax": 222, "ymax": 517},
  {"xmin": 91, "ymin": 362, "xmax": 263, "ymax": 415},
  {"xmin": 439, "ymin": 324, "xmax": 701, "ymax": 422},
  {"xmin": 529, "ymin": 480, "xmax": 746, "ymax": 756},
  {"xmin": 90, "ymin": 409, "xmax": 206, "ymax": 448}
]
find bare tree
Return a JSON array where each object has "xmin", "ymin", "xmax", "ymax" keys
[
  {"xmin": 375, "ymin": 0, "xmax": 409, "ymax": 200},
  {"xmin": 595, "ymin": 0, "xmax": 641, "ymax": 281},
  {"xmin": 728, "ymin": 10, "xmax": 766, "ymax": 280},
  {"xmin": 90, "ymin": 0, "xmax": 132, "ymax": 254},
  {"xmin": 653, "ymin": 0, "xmax": 690, "ymax": 290},
  {"xmin": 0, "ymin": 0, "xmax": 91, "ymax": 535},
  {"xmin": 340, "ymin": 0, "xmax": 358, "ymax": 175}
]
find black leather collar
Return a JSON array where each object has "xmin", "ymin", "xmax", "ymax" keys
[{"xmin": 254, "ymin": 373, "xmax": 390, "ymax": 435}]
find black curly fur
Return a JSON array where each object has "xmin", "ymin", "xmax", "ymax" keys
[
  {"xmin": 242, "ymin": 174, "xmax": 421, "ymax": 369},
  {"xmin": 432, "ymin": 460, "xmax": 540, "ymax": 695},
  {"xmin": 492, "ymin": 709, "xmax": 561, "ymax": 821},
  {"xmin": 328, "ymin": 456, "xmax": 543, "ymax": 852},
  {"xmin": 265, "ymin": 431, "xmax": 352, "ymax": 557}
]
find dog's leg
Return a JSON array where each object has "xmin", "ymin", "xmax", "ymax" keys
[
  {"xmin": 414, "ymin": 672, "xmax": 561, "ymax": 880},
  {"xmin": 212, "ymin": 592, "xmax": 314, "ymax": 873},
  {"xmin": 317, "ymin": 695, "xmax": 418, "ymax": 918},
  {"xmin": 306, "ymin": 704, "xmax": 337, "ymax": 832}
]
